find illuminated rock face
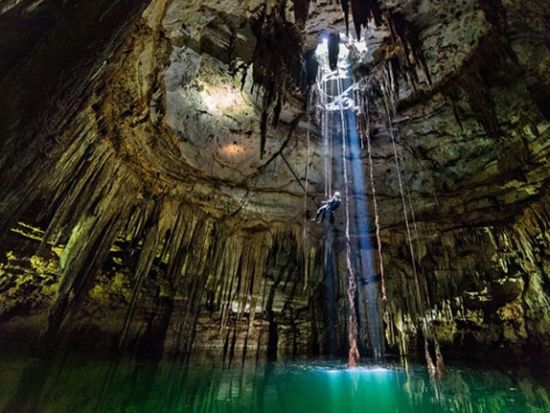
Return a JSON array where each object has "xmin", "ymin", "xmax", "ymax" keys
[{"xmin": 0, "ymin": 0, "xmax": 548, "ymax": 361}]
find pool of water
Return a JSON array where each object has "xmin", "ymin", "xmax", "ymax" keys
[{"xmin": 0, "ymin": 352, "xmax": 549, "ymax": 413}]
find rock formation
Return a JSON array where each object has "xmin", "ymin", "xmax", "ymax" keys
[{"xmin": 0, "ymin": 0, "xmax": 548, "ymax": 363}]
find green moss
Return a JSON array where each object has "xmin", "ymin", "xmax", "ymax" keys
[{"xmin": 29, "ymin": 255, "xmax": 57, "ymax": 274}]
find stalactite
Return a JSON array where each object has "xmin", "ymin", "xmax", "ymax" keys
[
  {"xmin": 40, "ymin": 169, "xmax": 137, "ymax": 351},
  {"xmin": 377, "ymin": 57, "xmax": 405, "ymax": 109},
  {"xmin": 171, "ymin": 218, "xmax": 218, "ymax": 358},
  {"xmin": 0, "ymin": 0, "xmax": 149, "ymax": 237},
  {"xmin": 293, "ymin": 0, "xmax": 310, "ymax": 28},
  {"xmin": 327, "ymin": 31, "xmax": 340, "ymax": 71},
  {"xmin": 444, "ymin": 90, "xmax": 465, "ymax": 132},
  {"xmin": 341, "ymin": 0, "xmax": 350, "ymax": 36},
  {"xmin": 250, "ymin": 6, "xmax": 304, "ymax": 158},
  {"xmin": 445, "ymin": 25, "xmax": 517, "ymax": 140},
  {"xmin": 0, "ymin": 0, "xmax": 332, "ymax": 362},
  {"xmin": 479, "ymin": 0, "xmax": 507, "ymax": 30},
  {"xmin": 117, "ymin": 197, "xmax": 169, "ymax": 349},
  {"xmin": 341, "ymin": 0, "xmax": 383, "ymax": 39},
  {"xmin": 456, "ymin": 70, "xmax": 501, "ymax": 139},
  {"xmin": 303, "ymin": 49, "xmax": 319, "ymax": 88},
  {"xmin": 38, "ymin": 143, "xmax": 115, "ymax": 248},
  {"xmin": 387, "ymin": 11, "xmax": 432, "ymax": 87}
]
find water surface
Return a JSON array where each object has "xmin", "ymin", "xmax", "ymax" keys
[{"xmin": 0, "ymin": 352, "xmax": 549, "ymax": 413}]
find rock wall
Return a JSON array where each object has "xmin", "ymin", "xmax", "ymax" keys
[
  {"xmin": 0, "ymin": 0, "xmax": 548, "ymax": 362},
  {"xmin": 350, "ymin": 0, "xmax": 550, "ymax": 358}
]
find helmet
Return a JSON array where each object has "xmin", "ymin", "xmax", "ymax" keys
[{"xmin": 334, "ymin": 191, "xmax": 341, "ymax": 198}]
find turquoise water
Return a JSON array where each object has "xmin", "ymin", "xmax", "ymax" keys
[{"xmin": 0, "ymin": 352, "xmax": 549, "ymax": 413}]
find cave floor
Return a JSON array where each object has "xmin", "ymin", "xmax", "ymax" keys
[{"xmin": 0, "ymin": 351, "xmax": 549, "ymax": 413}]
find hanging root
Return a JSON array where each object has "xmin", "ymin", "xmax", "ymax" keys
[
  {"xmin": 338, "ymin": 67, "xmax": 360, "ymax": 367},
  {"xmin": 361, "ymin": 85, "xmax": 387, "ymax": 302},
  {"xmin": 344, "ymin": 213, "xmax": 360, "ymax": 366},
  {"xmin": 424, "ymin": 336, "xmax": 436, "ymax": 378},
  {"xmin": 407, "ymin": 186, "xmax": 446, "ymax": 377},
  {"xmin": 383, "ymin": 80, "xmax": 446, "ymax": 375},
  {"xmin": 435, "ymin": 338, "xmax": 445, "ymax": 376},
  {"xmin": 250, "ymin": 5, "xmax": 306, "ymax": 158},
  {"xmin": 424, "ymin": 334, "xmax": 445, "ymax": 378}
]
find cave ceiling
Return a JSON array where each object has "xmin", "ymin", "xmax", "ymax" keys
[{"xmin": 0, "ymin": 0, "xmax": 548, "ymax": 230}]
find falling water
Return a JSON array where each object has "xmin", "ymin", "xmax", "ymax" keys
[{"xmin": 315, "ymin": 36, "xmax": 385, "ymax": 361}]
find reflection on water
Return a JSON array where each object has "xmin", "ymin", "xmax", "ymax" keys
[{"xmin": 0, "ymin": 352, "xmax": 549, "ymax": 413}]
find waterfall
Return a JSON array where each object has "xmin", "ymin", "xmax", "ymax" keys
[{"xmin": 315, "ymin": 36, "xmax": 385, "ymax": 361}]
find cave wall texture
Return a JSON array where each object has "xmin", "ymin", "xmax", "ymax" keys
[{"xmin": 0, "ymin": 0, "xmax": 548, "ymax": 363}]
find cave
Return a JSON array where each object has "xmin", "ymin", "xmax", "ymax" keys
[{"xmin": 0, "ymin": 0, "xmax": 549, "ymax": 411}]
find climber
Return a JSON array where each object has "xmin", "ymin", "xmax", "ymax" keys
[{"xmin": 314, "ymin": 191, "xmax": 342, "ymax": 223}]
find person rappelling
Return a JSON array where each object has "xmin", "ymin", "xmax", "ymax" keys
[{"xmin": 314, "ymin": 191, "xmax": 341, "ymax": 223}]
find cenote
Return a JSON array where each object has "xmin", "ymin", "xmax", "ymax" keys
[{"xmin": 0, "ymin": 0, "xmax": 549, "ymax": 412}]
